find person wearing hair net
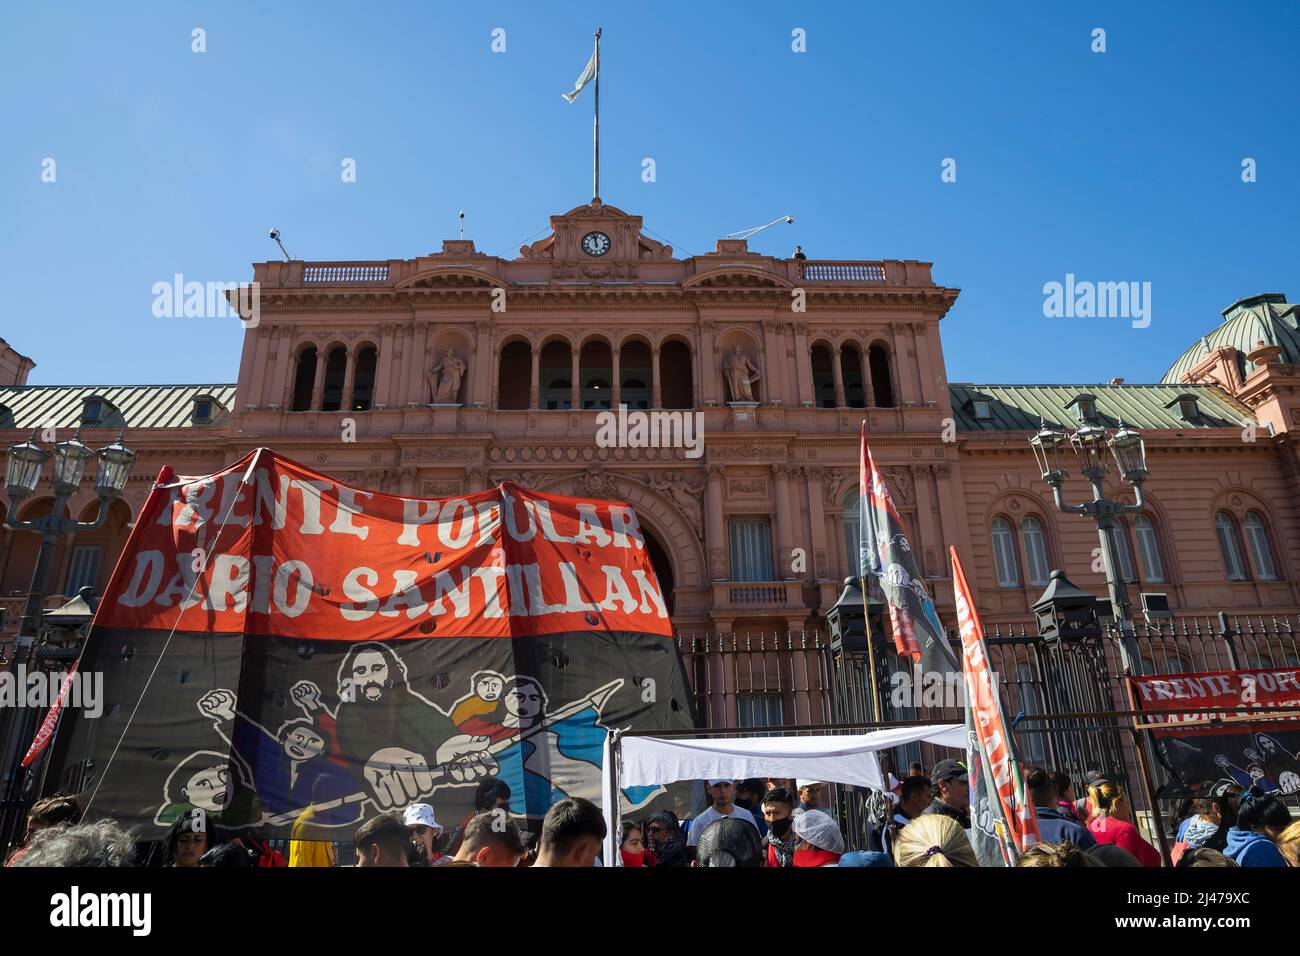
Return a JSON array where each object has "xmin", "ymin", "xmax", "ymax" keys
[
  {"xmin": 792, "ymin": 809, "xmax": 844, "ymax": 867},
  {"xmin": 693, "ymin": 817, "xmax": 765, "ymax": 867}
]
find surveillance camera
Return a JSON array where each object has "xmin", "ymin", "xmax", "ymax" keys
[
  {"xmin": 459, "ymin": 211, "xmax": 465, "ymax": 218},
  {"xmin": 269, "ymin": 228, "xmax": 280, "ymax": 240},
  {"xmin": 785, "ymin": 216, "xmax": 794, "ymax": 224}
]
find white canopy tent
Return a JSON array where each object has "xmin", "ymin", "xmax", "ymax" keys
[{"xmin": 600, "ymin": 723, "xmax": 966, "ymax": 864}]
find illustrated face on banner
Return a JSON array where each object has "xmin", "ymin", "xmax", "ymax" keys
[
  {"xmin": 185, "ymin": 766, "xmax": 229, "ymax": 811},
  {"xmin": 283, "ymin": 724, "xmax": 326, "ymax": 761},
  {"xmin": 350, "ymin": 651, "xmax": 391, "ymax": 702},
  {"xmin": 175, "ymin": 755, "xmax": 234, "ymax": 813},
  {"xmin": 504, "ymin": 677, "xmax": 547, "ymax": 724},
  {"xmin": 475, "ymin": 672, "xmax": 504, "ymax": 701}
]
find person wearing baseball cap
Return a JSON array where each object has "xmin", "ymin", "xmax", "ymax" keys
[
  {"xmin": 921, "ymin": 758, "xmax": 971, "ymax": 830},
  {"xmin": 795, "ymin": 779, "xmax": 823, "ymax": 815},
  {"xmin": 686, "ymin": 779, "xmax": 760, "ymax": 847}
]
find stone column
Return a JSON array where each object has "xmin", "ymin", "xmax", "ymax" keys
[
  {"xmin": 409, "ymin": 323, "xmax": 429, "ymax": 405},
  {"xmin": 912, "ymin": 322, "xmax": 934, "ymax": 405},
  {"xmin": 375, "ymin": 324, "xmax": 396, "ymax": 407},
  {"xmin": 931, "ymin": 464, "xmax": 958, "ymax": 575},
  {"xmin": 803, "ymin": 466, "xmax": 829, "ymax": 581},
  {"xmin": 699, "ymin": 320, "xmax": 717, "ymax": 404},
  {"xmin": 268, "ymin": 326, "xmax": 293, "ymax": 409},
  {"xmin": 529, "ymin": 345, "xmax": 540, "ymax": 410},
  {"xmin": 340, "ymin": 348, "xmax": 357, "ymax": 412},
  {"xmin": 611, "ymin": 344, "xmax": 621, "ymax": 409},
  {"xmin": 772, "ymin": 465, "xmax": 794, "ymax": 579},
  {"xmin": 861, "ymin": 346, "xmax": 873, "ymax": 408},
  {"xmin": 832, "ymin": 345, "xmax": 846, "ymax": 408},
  {"xmin": 395, "ymin": 327, "xmax": 412, "ymax": 408},
  {"xmin": 793, "ymin": 323, "xmax": 814, "ymax": 406},
  {"xmin": 761, "ymin": 319, "xmax": 784, "ymax": 405},
  {"xmin": 912, "ymin": 464, "xmax": 938, "ymax": 577},
  {"xmin": 651, "ymin": 346, "xmax": 661, "ymax": 408},
  {"xmin": 706, "ymin": 465, "xmax": 727, "ymax": 581},
  {"xmin": 474, "ymin": 321, "xmax": 491, "ymax": 406},
  {"xmin": 310, "ymin": 349, "xmax": 327, "ymax": 410},
  {"xmin": 249, "ymin": 327, "xmax": 271, "ymax": 408},
  {"xmin": 569, "ymin": 349, "xmax": 580, "ymax": 410}
]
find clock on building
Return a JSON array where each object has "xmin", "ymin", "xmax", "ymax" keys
[{"xmin": 581, "ymin": 231, "xmax": 611, "ymax": 257}]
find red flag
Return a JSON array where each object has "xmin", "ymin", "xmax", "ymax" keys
[
  {"xmin": 951, "ymin": 546, "xmax": 1041, "ymax": 856},
  {"xmin": 22, "ymin": 663, "xmax": 79, "ymax": 768},
  {"xmin": 860, "ymin": 424, "xmax": 956, "ymax": 670}
]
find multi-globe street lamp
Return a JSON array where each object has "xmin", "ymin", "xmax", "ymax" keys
[
  {"xmin": 1029, "ymin": 417, "xmax": 1149, "ymax": 676},
  {"xmin": 1, "ymin": 429, "xmax": 135, "ymax": 848}
]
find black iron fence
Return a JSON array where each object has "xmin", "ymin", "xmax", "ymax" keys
[{"xmin": 676, "ymin": 614, "xmax": 1300, "ymax": 848}]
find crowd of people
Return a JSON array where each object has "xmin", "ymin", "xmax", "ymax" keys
[{"xmin": 5, "ymin": 761, "xmax": 1299, "ymax": 868}]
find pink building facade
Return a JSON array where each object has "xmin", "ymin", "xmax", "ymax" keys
[{"xmin": 4, "ymin": 203, "xmax": 1300, "ymax": 661}]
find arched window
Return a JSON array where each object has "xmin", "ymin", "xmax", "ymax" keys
[
  {"xmin": 320, "ymin": 346, "xmax": 347, "ymax": 412},
  {"xmin": 660, "ymin": 340, "xmax": 694, "ymax": 409},
  {"xmin": 991, "ymin": 517, "xmax": 1020, "ymax": 588},
  {"xmin": 1140, "ymin": 644, "xmax": 1193, "ymax": 676},
  {"xmin": 1243, "ymin": 511, "xmax": 1278, "ymax": 581},
  {"xmin": 498, "ymin": 341, "xmax": 531, "ymax": 410},
  {"xmin": 539, "ymin": 340, "xmax": 573, "ymax": 410},
  {"xmin": 812, "ymin": 345, "xmax": 835, "ymax": 408},
  {"xmin": 1020, "ymin": 516, "xmax": 1050, "ymax": 587},
  {"xmin": 351, "ymin": 346, "xmax": 377, "ymax": 410},
  {"xmin": 579, "ymin": 340, "xmax": 612, "ymax": 410},
  {"xmin": 291, "ymin": 347, "xmax": 317, "ymax": 411},
  {"xmin": 1132, "ymin": 514, "xmax": 1165, "ymax": 583},
  {"xmin": 1111, "ymin": 522, "xmax": 1136, "ymax": 583},
  {"xmin": 842, "ymin": 488, "xmax": 861, "ymax": 577},
  {"xmin": 868, "ymin": 345, "xmax": 894, "ymax": 408},
  {"xmin": 841, "ymin": 344, "xmax": 865, "ymax": 408},
  {"xmin": 1216, "ymin": 512, "xmax": 1249, "ymax": 581},
  {"xmin": 619, "ymin": 340, "xmax": 652, "ymax": 410}
]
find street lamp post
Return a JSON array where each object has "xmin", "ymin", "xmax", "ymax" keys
[
  {"xmin": 1, "ymin": 430, "xmax": 135, "ymax": 849},
  {"xmin": 1029, "ymin": 418, "xmax": 1149, "ymax": 677}
]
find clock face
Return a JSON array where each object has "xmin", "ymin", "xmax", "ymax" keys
[{"xmin": 581, "ymin": 231, "xmax": 611, "ymax": 257}]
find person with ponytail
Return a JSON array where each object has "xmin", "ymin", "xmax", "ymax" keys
[
  {"xmin": 1086, "ymin": 780, "xmax": 1162, "ymax": 867},
  {"xmin": 894, "ymin": 814, "xmax": 978, "ymax": 868},
  {"xmin": 1224, "ymin": 787, "xmax": 1292, "ymax": 867}
]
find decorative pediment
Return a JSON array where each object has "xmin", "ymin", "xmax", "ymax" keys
[
  {"xmin": 682, "ymin": 266, "xmax": 795, "ymax": 290},
  {"xmin": 516, "ymin": 199, "xmax": 674, "ymax": 262},
  {"xmin": 395, "ymin": 267, "xmax": 502, "ymax": 290}
]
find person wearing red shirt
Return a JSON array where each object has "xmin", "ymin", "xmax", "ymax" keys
[{"xmin": 1086, "ymin": 780, "xmax": 1162, "ymax": 867}]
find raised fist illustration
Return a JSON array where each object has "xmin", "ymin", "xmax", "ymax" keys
[
  {"xmin": 291, "ymin": 680, "xmax": 322, "ymax": 712},
  {"xmin": 197, "ymin": 688, "xmax": 237, "ymax": 722},
  {"xmin": 435, "ymin": 734, "xmax": 498, "ymax": 785},
  {"xmin": 364, "ymin": 747, "xmax": 435, "ymax": 810}
]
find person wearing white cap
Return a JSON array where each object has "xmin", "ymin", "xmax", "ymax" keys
[
  {"xmin": 795, "ymin": 780, "xmax": 822, "ymax": 815},
  {"xmin": 685, "ymin": 779, "xmax": 760, "ymax": 847},
  {"xmin": 792, "ymin": 809, "xmax": 844, "ymax": 867},
  {"xmin": 403, "ymin": 803, "xmax": 447, "ymax": 865}
]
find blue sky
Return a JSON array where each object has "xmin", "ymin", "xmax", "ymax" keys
[{"xmin": 3, "ymin": 1, "xmax": 1296, "ymax": 387}]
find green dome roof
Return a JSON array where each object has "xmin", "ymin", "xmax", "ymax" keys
[{"xmin": 1161, "ymin": 293, "xmax": 1300, "ymax": 384}]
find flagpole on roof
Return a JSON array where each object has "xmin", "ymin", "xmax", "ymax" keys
[{"xmin": 593, "ymin": 28, "xmax": 601, "ymax": 201}]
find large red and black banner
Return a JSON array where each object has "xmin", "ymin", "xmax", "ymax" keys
[
  {"xmin": 1129, "ymin": 668, "xmax": 1300, "ymax": 797},
  {"xmin": 47, "ymin": 449, "xmax": 694, "ymax": 838}
]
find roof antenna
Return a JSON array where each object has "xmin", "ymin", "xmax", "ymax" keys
[
  {"xmin": 268, "ymin": 228, "xmax": 292, "ymax": 262},
  {"xmin": 726, "ymin": 215, "xmax": 794, "ymax": 242},
  {"xmin": 459, "ymin": 210, "xmax": 465, "ymax": 240}
]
